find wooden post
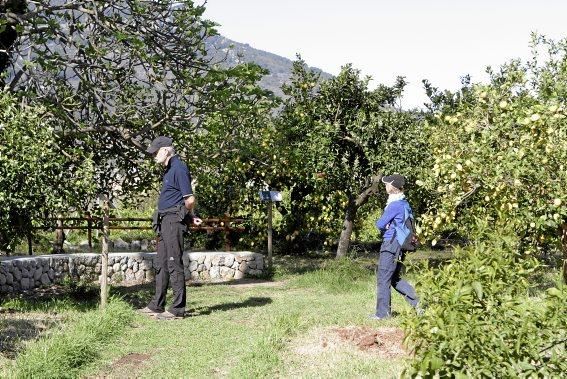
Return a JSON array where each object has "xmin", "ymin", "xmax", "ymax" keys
[
  {"xmin": 267, "ymin": 202, "xmax": 273, "ymax": 269},
  {"xmin": 27, "ymin": 233, "xmax": 32, "ymax": 256},
  {"xmin": 86, "ymin": 212, "xmax": 93, "ymax": 253},
  {"xmin": 54, "ymin": 215, "xmax": 65, "ymax": 253},
  {"xmin": 100, "ymin": 195, "xmax": 110, "ymax": 309},
  {"xmin": 223, "ymin": 214, "xmax": 231, "ymax": 251}
]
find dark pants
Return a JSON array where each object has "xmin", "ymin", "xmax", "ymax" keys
[
  {"xmin": 147, "ymin": 213, "xmax": 186, "ymax": 316},
  {"xmin": 375, "ymin": 238, "xmax": 418, "ymax": 318}
]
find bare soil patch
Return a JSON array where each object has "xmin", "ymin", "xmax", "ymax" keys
[
  {"xmin": 334, "ymin": 326, "xmax": 407, "ymax": 357},
  {"xmin": 88, "ymin": 353, "xmax": 151, "ymax": 379},
  {"xmin": 293, "ymin": 325, "xmax": 408, "ymax": 359}
]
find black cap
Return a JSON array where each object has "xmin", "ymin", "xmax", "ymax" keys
[
  {"xmin": 382, "ymin": 174, "xmax": 405, "ymax": 190},
  {"xmin": 146, "ymin": 136, "xmax": 173, "ymax": 154}
]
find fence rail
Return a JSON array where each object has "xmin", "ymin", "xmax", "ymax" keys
[{"xmin": 29, "ymin": 215, "xmax": 246, "ymax": 255}]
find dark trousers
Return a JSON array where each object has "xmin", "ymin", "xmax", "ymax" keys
[
  {"xmin": 375, "ymin": 238, "xmax": 418, "ymax": 318},
  {"xmin": 147, "ymin": 213, "xmax": 186, "ymax": 316}
]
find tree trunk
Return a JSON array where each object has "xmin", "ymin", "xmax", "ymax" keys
[
  {"xmin": 336, "ymin": 201, "xmax": 357, "ymax": 258},
  {"xmin": 561, "ymin": 223, "xmax": 567, "ymax": 284},
  {"xmin": 335, "ymin": 175, "xmax": 382, "ymax": 258}
]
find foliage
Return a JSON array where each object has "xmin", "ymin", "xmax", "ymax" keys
[
  {"xmin": 0, "ymin": 91, "xmax": 94, "ymax": 252},
  {"xmin": 1, "ymin": 0, "xmax": 273, "ymax": 208},
  {"xmin": 417, "ymin": 35, "xmax": 567, "ymax": 257},
  {"xmin": 403, "ymin": 224, "xmax": 567, "ymax": 377},
  {"xmin": 273, "ymin": 59, "xmax": 429, "ymax": 256},
  {"xmin": 11, "ymin": 299, "xmax": 134, "ymax": 378}
]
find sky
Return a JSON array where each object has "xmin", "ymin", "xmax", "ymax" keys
[{"xmin": 202, "ymin": 0, "xmax": 567, "ymax": 109}]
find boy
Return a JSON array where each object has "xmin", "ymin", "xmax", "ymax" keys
[{"xmin": 372, "ymin": 174, "xmax": 419, "ymax": 319}]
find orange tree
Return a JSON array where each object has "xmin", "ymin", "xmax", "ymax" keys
[
  {"xmin": 417, "ymin": 36, "xmax": 567, "ymax": 281},
  {"xmin": 273, "ymin": 60, "xmax": 429, "ymax": 257}
]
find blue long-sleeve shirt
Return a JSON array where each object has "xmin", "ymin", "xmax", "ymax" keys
[{"xmin": 375, "ymin": 200, "xmax": 407, "ymax": 241}]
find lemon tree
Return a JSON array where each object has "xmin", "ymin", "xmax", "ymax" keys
[{"xmin": 418, "ymin": 36, "xmax": 567, "ymax": 280}]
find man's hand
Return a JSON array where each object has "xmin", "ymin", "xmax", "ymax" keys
[{"xmin": 192, "ymin": 217, "xmax": 203, "ymax": 226}]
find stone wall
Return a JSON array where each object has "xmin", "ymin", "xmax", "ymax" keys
[{"xmin": 0, "ymin": 251, "xmax": 265, "ymax": 294}]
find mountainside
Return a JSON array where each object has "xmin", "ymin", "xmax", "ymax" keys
[{"xmin": 205, "ymin": 35, "xmax": 332, "ymax": 97}]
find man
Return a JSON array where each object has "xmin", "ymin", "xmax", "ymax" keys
[
  {"xmin": 371, "ymin": 174, "xmax": 419, "ymax": 319},
  {"xmin": 140, "ymin": 136, "xmax": 203, "ymax": 320}
]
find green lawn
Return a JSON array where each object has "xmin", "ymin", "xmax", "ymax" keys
[{"xmin": 0, "ymin": 255, "xmax": 415, "ymax": 379}]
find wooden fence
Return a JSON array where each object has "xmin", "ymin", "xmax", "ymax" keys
[{"xmin": 28, "ymin": 214, "xmax": 245, "ymax": 255}]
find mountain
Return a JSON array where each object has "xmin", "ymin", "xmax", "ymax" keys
[{"xmin": 205, "ymin": 35, "xmax": 332, "ymax": 97}]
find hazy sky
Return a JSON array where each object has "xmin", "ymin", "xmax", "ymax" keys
[{"xmin": 202, "ymin": 0, "xmax": 567, "ymax": 109}]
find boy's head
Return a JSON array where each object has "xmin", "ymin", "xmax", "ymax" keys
[{"xmin": 382, "ymin": 174, "xmax": 405, "ymax": 194}]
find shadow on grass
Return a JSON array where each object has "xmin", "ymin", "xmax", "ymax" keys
[
  {"xmin": 0, "ymin": 312, "xmax": 62, "ymax": 359},
  {"xmin": 188, "ymin": 296, "xmax": 272, "ymax": 317}
]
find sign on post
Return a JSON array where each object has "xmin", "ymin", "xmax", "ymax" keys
[{"xmin": 259, "ymin": 191, "xmax": 281, "ymax": 269}]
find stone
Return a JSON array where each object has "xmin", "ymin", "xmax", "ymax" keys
[
  {"xmin": 210, "ymin": 266, "xmax": 220, "ymax": 279},
  {"xmin": 94, "ymin": 264, "xmax": 101, "ymax": 274},
  {"xmin": 48, "ymin": 268, "xmax": 55, "ymax": 280},
  {"xmin": 32, "ymin": 268, "xmax": 42, "ymax": 279},
  {"xmin": 220, "ymin": 267, "xmax": 234, "ymax": 279},
  {"xmin": 247, "ymin": 262, "xmax": 257, "ymax": 269},
  {"xmin": 21, "ymin": 268, "xmax": 30, "ymax": 278},
  {"xmin": 256, "ymin": 259, "xmax": 264, "ymax": 270},
  {"xmin": 234, "ymin": 270, "xmax": 245, "ymax": 280},
  {"xmin": 40, "ymin": 273, "xmax": 50, "ymax": 286},
  {"xmin": 125, "ymin": 268, "xmax": 135, "ymax": 282},
  {"xmin": 132, "ymin": 262, "xmax": 139, "ymax": 273},
  {"xmin": 231, "ymin": 261, "xmax": 239, "ymax": 270},
  {"xmin": 77, "ymin": 265, "xmax": 86, "ymax": 276},
  {"xmin": 189, "ymin": 261, "xmax": 199, "ymax": 272},
  {"xmin": 140, "ymin": 240, "xmax": 149, "ymax": 251},
  {"xmin": 239, "ymin": 262, "xmax": 248, "ymax": 272},
  {"xmin": 131, "ymin": 240, "xmax": 142, "ymax": 251},
  {"xmin": 0, "ymin": 273, "xmax": 5, "ymax": 285},
  {"xmin": 120, "ymin": 263, "xmax": 128, "ymax": 272},
  {"xmin": 204, "ymin": 256, "xmax": 212, "ymax": 269},
  {"xmin": 134, "ymin": 270, "xmax": 145, "ymax": 282},
  {"xmin": 190, "ymin": 271, "xmax": 199, "ymax": 281},
  {"xmin": 224, "ymin": 255, "xmax": 235, "ymax": 267},
  {"xmin": 199, "ymin": 271, "xmax": 210, "ymax": 280},
  {"xmin": 13, "ymin": 268, "xmax": 22, "ymax": 280},
  {"xmin": 113, "ymin": 263, "xmax": 120, "ymax": 273},
  {"xmin": 6, "ymin": 273, "xmax": 13, "ymax": 285},
  {"xmin": 0, "ymin": 267, "xmax": 7, "ymax": 276},
  {"xmin": 140, "ymin": 260, "xmax": 153, "ymax": 270},
  {"xmin": 127, "ymin": 259, "xmax": 134, "ymax": 269},
  {"xmin": 197, "ymin": 264, "xmax": 204, "ymax": 272},
  {"xmin": 21, "ymin": 278, "xmax": 30, "ymax": 290},
  {"xmin": 197, "ymin": 255, "xmax": 206, "ymax": 264}
]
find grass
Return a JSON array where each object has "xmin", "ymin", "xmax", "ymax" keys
[
  {"xmin": 0, "ymin": 254, "xmax": 413, "ymax": 378},
  {"xmin": 2, "ymin": 250, "xmax": 560, "ymax": 378}
]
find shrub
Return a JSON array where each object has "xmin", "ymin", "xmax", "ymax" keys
[{"xmin": 403, "ymin": 224, "xmax": 567, "ymax": 377}]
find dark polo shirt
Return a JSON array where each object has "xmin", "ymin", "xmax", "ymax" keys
[{"xmin": 158, "ymin": 155, "xmax": 193, "ymax": 211}]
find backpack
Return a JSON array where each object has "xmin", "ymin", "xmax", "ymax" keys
[{"xmin": 392, "ymin": 201, "xmax": 419, "ymax": 252}]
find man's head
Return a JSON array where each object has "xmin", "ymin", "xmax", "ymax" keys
[
  {"xmin": 147, "ymin": 136, "xmax": 175, "ymax": 165},
  {"xmin": 382, "ymin": 174, "xmax": 405, "ymax": 194}
]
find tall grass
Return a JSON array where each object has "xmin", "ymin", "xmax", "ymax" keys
[
  {"xmin": 291, "ymin": 257, "xmax": 374, "ymax": 294},
  {"xmin": 10, "ymin": 299, "xmax": 134, "ymax": 379}
]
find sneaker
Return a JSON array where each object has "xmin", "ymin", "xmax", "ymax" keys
[
  {"xmin": 137, "ymin": 307, "xmax": 162, "ymax": 316},
  {"xmin": 368, "ymin": 314, "xmax": 389, "ymax": 320},
  {"xmin": 155, "ymin": 310, "xmax": 184, "ymax": 320}
]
